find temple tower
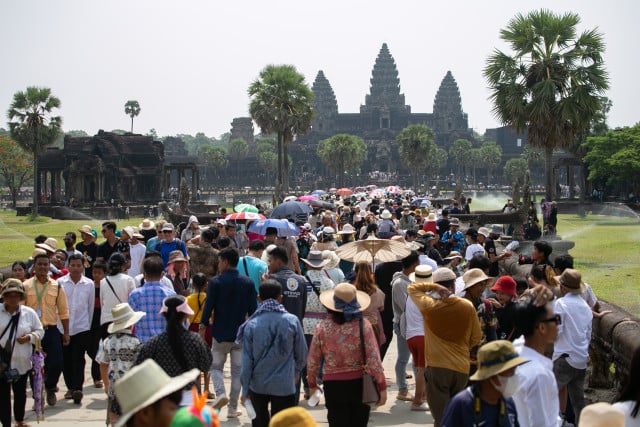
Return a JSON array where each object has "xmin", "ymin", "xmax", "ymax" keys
[
  {"xmin": 432, "ymin": 71, "xmax": 468, "ymax": 133},
  {"xmin": 230, "ymin": 117, "xmax": 255, "ymax": 153},
  {"xmin": 311, "ymin": 70, "xmax": 339, "ymax": 133}
]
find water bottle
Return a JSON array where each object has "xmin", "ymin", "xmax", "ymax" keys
[
  {"xmin": 506, "ymin": 241, "xmax": 519, "ymax": 251},
  {"xmin": 245, "ymin": 399, "xmax": 256, "ymax": 420},
  {"xmin": 307, "ymin": 388, "xmax": 323, "ymax": 407}
]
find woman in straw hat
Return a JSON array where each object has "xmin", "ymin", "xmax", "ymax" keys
[
  {"xmin": 0, "ymin": 279, "xmax": 44, "ymax": 427},
  {"xmin": 440, "ymin": 340, "xmax": 529, "ymax": 426},
  {"xmin": 307, "ymin": 283, "xmax": 387, "ymax": 426},
  {"xmin": 96, "ymin": 302, "xmax": 146, "ymax": 426},
  {"xmin": 353, "ymin": 262, "xmax": 385, "ymax": 347}
]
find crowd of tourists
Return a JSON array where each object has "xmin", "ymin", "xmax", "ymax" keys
[{"xmin": 0, "ymin": 193, "xmax": 638, "ymax": 427}]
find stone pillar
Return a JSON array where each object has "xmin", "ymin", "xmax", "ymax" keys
[
  {"xmin": 567, "ymin": 165, "xmax": 575, "ymax": 199},
  {"xmin": 42, "ymin": 171, "xmax": 48, "ymax": 204}
]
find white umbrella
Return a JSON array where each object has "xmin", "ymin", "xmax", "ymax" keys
[{"xmin": 335, "ymin": 236, "xmax": 411, "ymax": 263}]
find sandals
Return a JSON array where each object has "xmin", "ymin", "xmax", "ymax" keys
[{"xmin": 16, "ymin": 422, "xmax": 32, "ymax": 427}]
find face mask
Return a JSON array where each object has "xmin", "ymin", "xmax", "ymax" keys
[
  {"xmin": 491, "ymin": 374, "xmax": 520, "ymax": 398},
  {"xmin": 465, "ymin": 238, "xmax": 471, "ymax": 245}
]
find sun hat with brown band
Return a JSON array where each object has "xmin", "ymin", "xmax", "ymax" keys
[
  {"xmin": 554, "ymin": 268, "xmax": 585, "ymax": 294},
  {"xmin": 469, "ymin": 340, "xmax": 529, "ymax": 381},
  {"xmin": 319, "ymin": 283, "xmax": 371, "ymax": 314},
  {"xmin": 463, "ymin": 268, "xmax": 495, "ymax": 290},
  {"xmin": 408, "ymin": 265, "xmax": 433, "ymax": 283}
]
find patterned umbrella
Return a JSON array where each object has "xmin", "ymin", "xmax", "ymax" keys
[
  {"xmin": 31, "ymin": 344, "xmax": 45, "ymax": 421},
  {"xmin": 384, "ymin": 185, "xmax": 402, "ymax": 194},
  {"xmin": 335, "ymin": 236, "xmax": 411, "ymax": 263},
  {"xmin": 234, "ymin": 203, "xmax": 259, "ymax": 213},
  {"xmin": 225, "ymin": 212, "xmax": 266, "ymax": 221}
]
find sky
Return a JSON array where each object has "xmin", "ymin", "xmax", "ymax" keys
[{"xmin": 1, "ymin": 1, "xmax": 638, "ymax": 139}]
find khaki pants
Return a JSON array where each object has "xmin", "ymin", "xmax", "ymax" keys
[{"xmin": 425, "ymin": 366, "xmax": 468, "ymax": 427}]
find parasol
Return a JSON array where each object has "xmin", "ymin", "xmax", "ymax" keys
[
  {"xmin": 269, "ymin": 201, "xmax": 313, "ymax": 219},
  {"xmin": 336, "ymin": 188, "xmax": 353, "ymax": 197},
  {"xmin": 335, "ymin": 236, "xmax": 411, "ymax": 263},
  {"xmin": 234, "ymin": 203, "xmax": 259, "ymax": 213},
  {"xmin": 225, "ymin": 212, "xmax": 266, "ymax": 221},
  {"xmin": 31, "ymin": 340, "xmax": 45, "ymax": 421},
  {"xmin": 248, "ymin": 218, "xmax": 300, "ymax": 237},
  {"xmin": 298, "ymin": 195, "xmax": 318, "ymax": 201}
]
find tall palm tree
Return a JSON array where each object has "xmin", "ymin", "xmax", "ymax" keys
[
  {"xmin": 7, "ymin": 86, "xmax": 62, "ymax": 216},
  {"xmin": 484, "ymin": 9, "xmax": 609, "ymax": 200},
  {"xmin": 396, "ymin": 124, "xmax": 435, "ymax": 189},
  {"xmin": 317, "ymin": 133, "xmax": 367, "ymax": 188},
  {"xmin": 124, "ymin": 100, "xmax": 141, "ymax": 133},
  {"xmin": 248, "ymin": 65, "xmax": 314, "ymax": 201}
]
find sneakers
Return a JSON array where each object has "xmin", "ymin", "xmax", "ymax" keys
[
  {"xmin": 411, "ymin": 402, "xmax": 430, "ymax": 411},
  {"xmin": 396, "ymin": 390, "xmax": 414, "ymax": 401},
  {"xmin": 46, "ymin": 389, "xmax": 57, "ymax": 406},
  {"xmin": 227, "ymin": 408, "xmax": 242, "ymax": 418},
  {"xmin": 64, "ymin": 390, "xmax": 73, "ymax": 400},
  {"xmin": 212, "ymin": 394, "xmax": 229, "ymax": 410},
  {"xmin": 72, "ymin": 390, "xmax": 83, "ymax": 404}
]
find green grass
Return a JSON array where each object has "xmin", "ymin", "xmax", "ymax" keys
[{"xmin": 1, "ymin": 208, "xmax": 639, "ymax": 316}]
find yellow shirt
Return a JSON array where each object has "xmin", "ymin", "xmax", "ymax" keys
[
  {"xmin": 186, "ymin": 292, "xmax": 207, "ymax": 324},
  {"xmin": 408, "ymin": 282, "xmax": 481, "ymax": 374},
  {"xmin": 23, "ymin": 276, "xmax": 70, "ymax": 326}
]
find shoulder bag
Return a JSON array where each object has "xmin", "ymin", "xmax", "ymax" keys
[{"xmin": 359, "ymin": 318, "xmax": 380, "ymax": 405}]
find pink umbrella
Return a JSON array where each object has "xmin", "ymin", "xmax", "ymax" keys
[
  {"xmin": 225, "ymin": 212, "xmax": 266, "ymax": 221},
  {"xmin": 329, "ymin": 187, "xmax": 337, "ymax": 193},
  {"xmin": 298, "ymin": 195, "xmax": 318, "ymax": 201},
  {"xmin": 336, "ymin": 188, "xmax": 353, "ymax": 196},
  {"xmin": 385, "ymin": 185, "xmax": 402, "ymax": 194}
]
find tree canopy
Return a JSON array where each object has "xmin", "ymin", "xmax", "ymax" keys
[
  {"xmin": 317, "ymin": 134, "xmax": 367, "ymax": 188},
  {"xmin": 0, "ymin": 135, "xmax": 33, "ymax": 208},
  {"xmin": 484, "ymin": 9, "xmax": 609, "ymax": 200},
  {"xmin": 396, "ymin": 124, "xmax": 436, "ymax": 189},
  {"xmin": 479, "ymin": 140, "xmax": 503, "ymax": 185},
  {"xmin": 449, "ymin": 139, "xmax": 473, "ymax": 179},
  {"xmin": 124, "ymin": 100, "xmax": 141, "ymax": 133}
]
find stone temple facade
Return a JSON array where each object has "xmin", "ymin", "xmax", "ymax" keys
[{"xmin": 285, "ymin": 42, "xmax": 474, "ymax": 185}]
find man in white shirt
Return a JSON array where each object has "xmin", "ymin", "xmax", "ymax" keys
[
  {"xmin": 512, "ymin": 295, "xmax": 562, "ymax": 427},
  {"xmin": 58, "ymin": 253, "xmax": 95, "ymax": 404},
  {"xmin": 122, "ymin": 227, "xmax": 146, "ymax": 278},
  {"xmin": 552, "ymin": 268, "xmax": 593, "ymax": 424}
]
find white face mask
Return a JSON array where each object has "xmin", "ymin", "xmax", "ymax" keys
[{"xmin": 491, "ymin": 374, "xmax": 520, "ymax": 398}]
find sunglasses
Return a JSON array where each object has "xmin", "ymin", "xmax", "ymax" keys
[
  {"xmin": 162, "ymin": 230, "xmax": 173, "ymax": 233},
  {"xmin": 540, "ymin": 314, "xmax": 561, "ymax": 325}
]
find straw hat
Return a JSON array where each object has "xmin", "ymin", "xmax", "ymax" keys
[
  {"xmin": 1, "ymin": 278, "xmax": 26, "ymax": 300},
  {"xmin": 433, "ymin": 268, "xmax": 456, "ymax": 283},
  {"xmin": 477, "ymin": 227, "xmax": 490, "ymax": 238},
  {"xmin": 321, "ymin": 250, "xmax": 341, "ymax": 270},
  {"xmin": 426, "ymin": 212, "xmax": 437, "ymax": 221},
  {"xmin": 168, "ymin": 250, "xmax": 188, "ymax": 264},
  {"xmin": 114, "ymin": 359, "xmax": 199, "ymax": 427},
  {"xmin": 78, "ymin": 225, "xmax": 94, "ymax": 236},
  {"xmin": 554, "ymin": 268, "xmax": 585, "ymax": 293},
  {"xmin": 380, "ymin": 209, "xmax": 392, "ymax": 219},
  {"xmin": 301, "ymin": 251, "xmax": 329, "ymax": 268},
  {"xmin": 579, "ymin": 402, "xmax": 625, "ymax": 427},
  {"xmin": 107, "ymin": 303, "xmax": 146, "ymax": 334},
  {"xmin": 319, "ymin": 283, "xmax": 370, "ymax": 312},
  {"xmin": 36, "ymin": 237, "xmax": 58, "ymax": 253},
  {"xmin": 409, "ymin": 265, "xmax": 433, "ymax": 283},
  {"xmin": 121, "ymin": 226, "xmax": 136, "ymax": 239},
  {"xmin": 463, "ymin": 268, "xmax": 494, "ymax": 290},
  {"xmin": 338, "ymin": 224, "xmax": 356, "ymax": 235},
  {"xmin": 469, "ymin": 340, "xmax": 529, "ymax": 381},
  {"xmin": 269, "ymin": 406, "xmax": 318, "ymax": 427},
  {"xmin": 139, "ymin": 219, "xmax": 155, "ymax": 230},
  {"xmin": 444, "ymin": 251, "xmax": 463, "ymax": 262}
]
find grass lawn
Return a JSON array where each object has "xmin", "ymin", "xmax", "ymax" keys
[{"xmin": 0, "ymin": 208, "xmax": 639, "ymax": 316}]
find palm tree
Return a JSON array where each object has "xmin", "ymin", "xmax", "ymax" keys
[
  {"xmin": 396, "ymin": 124, "xmax": 436, "ymax": 189},
  {"xmin": 248, "ymin": 65, "xmax": 314, "ymax": 201},
  {"xmin": 449, "ymin": 139, "xmax": 472, "ymax": 181},
  {"xmin": 317, "ymin": 134, "xmax": 367, "ymax": 188},
  {"xmin": 7, "ymin": 86, "xmax": 62, "ymax": 216},
  {"xmin": 484, "ymin": 9, "xmax": 609, "ymax": 200},
  {"xmin": 124, "ymin": 100, "xmax": 141, "ymax": 133},
  {"xmin": 479, "ymin": 141, "xmax": 503, "ymax": 186}
]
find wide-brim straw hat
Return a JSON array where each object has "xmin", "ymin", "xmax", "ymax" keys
[
  {"xmin": 380, "ymin": 209, "xmax": 392, "ymax": 219},
  {"xmin": 409, "ymin": 265, "xmax": 433, "ymax": 283},
  {"xmin": 78, "ymin": 225, "xmax": 94, "ymax": 236},
  {"xmin": 269, "ymin": 406, "xmax": 318, "ymax": 427},
  {"xmin": 36, "ymin": 237, "xmax": 58, "ymax": 253},
  {"xmin": 469, "ymin": 340, "xmax": 529, "ymax": 381},
  {"xmin": 139, "ymin": 219, "xmax": 156, "ymax": 230},
  {"xmin": 301, "ymin": 251, "xmax": 329, "ymax": 268},
  {"xmin": 319, "ymin": 283, "xmax": 370, "ymax": 312},
  {"xmin": 463, "ymin": 268, "xmax": 494, "ymax": 290},
  {"xmin": 108, "ymin": 303, "xmax": 146, "ymax": 334},
  {"xmin": 579, "ymin": 402, "xmax": 625, "ymax": 427},
  {"xmin": 168, "ymin": 250, "xmax": 188, "ymax": 264},
  {"xmin": 114, "ymin": 359, "xmax": 199, "ymax": 427}
]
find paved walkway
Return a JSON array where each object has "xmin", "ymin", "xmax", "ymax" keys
[{"xmin": 19, "ymin": 337, "xmax": 435, "ymax": 426}]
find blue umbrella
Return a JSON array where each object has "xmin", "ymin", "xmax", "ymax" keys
[
  {"xmin": 410, "ymin": 197, "xmax": 431, "ymax": 208},
  {"xmin": 248, "ymin": 218, "xmax": 300, "ymax": 237},
  {"xmin": 311, "ymin": 189, "xmax": 327, "ymax": 196},
  {"xmin": 269, "ymin": 201, "xmax": 313, "ymax": 219}
]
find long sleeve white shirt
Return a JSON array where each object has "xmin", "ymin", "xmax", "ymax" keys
[
  {"xmin": 512, "ymin": 344, "xmax": 561, "ymax": 427},
  {"xmin": 0, "ymin": 305, "xmax": 44, "ymax": 375},
  {"xmin": 552, "ymin": 293, "xmax": 593, "ymax": 369},
  {"xmin": 58, "ymin": 274, "xmax": 95, "ymax": 336}
]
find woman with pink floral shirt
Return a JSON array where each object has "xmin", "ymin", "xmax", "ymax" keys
[{"xmin": 307, "ymin": 283, "xmax": 387, "ymax": 427}]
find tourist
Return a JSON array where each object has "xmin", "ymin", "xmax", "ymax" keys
[
  {"xmin": 225, "ymin": 223, "xmax": 247, "ymax": 256},
  {"xmin": 489, "ymin": 276, "xmax": 519, "ymax": 341},
  {"xmin": 353, "ymin": 261, "xmax": 385, "ymax": 347},
  {"xmin": 62, "ymin": 232, "xmax": 82, "ymax": 266},
  {"xmin": 114, "ymin": 359, "xmax": 199, "ymax": 427},
  {"xmin": 128, "ymin": 256, "xmax": 176, "ymax": 344},
  {"xmin": 23, "ymin": 252, "xmax": 70, "ymax": 406},
  {"xmin": 440, "ymin": 340, "xmax": 528, "ymax": 426},
  {"xmin": 11, "ymin": 261, "xmax": 27, "ymax": 282},
  {"xmin": 398, "ymin": 208, "xmax": 416, "ymax": 231},
  {"xmin": 199, "ymin": 247, "xmax": 257, "ymax": 417},
  {"xmin": 613, "ymin": 345, "xmax": 640, "ymax": 426},
  {"xmin": 166, "ymin": 250, "xmax": 190, "ymax": 296},
  {"xmin": 321, "ymin": 250, "xmax": 345, "ymax": 286},
  {"xmin": 373, "ymin": 257, "xmax": 403, "ymax": 361},
  {"xmin": 186, "ymin": 273, "xmax": 213, "ymax": 399},
  {"xmin": 76, "ymin": 225, "xmax": 98, "ymax": 279},
  {"xmin": 462, "ymin": 268, "xmax": 499, "ymax": 364},
  {"xmin": 552, "ymin": 268, "xmax": 593, "ymax": 423},
  {"xmin": 135, "ymin": 295, "xmax": 212, "ymax": 404},
  {"xmin": 407, "ymin": 267, "xmax": 482, "ymax": 426},
  {"xmin": 181, "ymin": 215, "xmax": 201, "ymax": 243},
  {"xmin": 483, "ymin": 225, "xmax": 511, "ymax": 278},
  {"xmin": 440, "ymin": 217, "xmax": 464, "ymax": 255},
  {"xmin": 307, "ymin": 283, "xmax": 387, "ymax": 427},
  {"xmin": 87, "ymin": 260, "xmax": 106, "ymax": 389},
  {"xmin": 377, "ymin": 209, "xmax": 398, "ymax": 239},
  {"xmin": 239, "ymin": 279, "xmax": 307, "ymax": 427},
  {"xmin": 390, "ymin": 251, "xmax": 420, "ymax": 401},
  {"xmin": 0, "ymin": 279, "xmax": 44, "ymax": 427},
  {"xmin": 511, "ymin": 294, "xmax": 561, "ymax": 427},
  {"xmin": 464, "ymin": 228, "xmax": 485, "ymax": 261},
  {"xmin": 58, "ymin": 254, "xmax": 95, "ymax": 404},
  {"xmin": 155, "ymin": 223, "xmax": 188, "ymax": 268},
  {"xmin": 435, "ymin": 209, "xmax": 450, "ymax": 236},
  {"xmin": 145, "ymin": 220, "xmax": 166, "ymax": 253},
  {"xmin": 97, "ymin": 221, "xmax": 130, "ymax": 265},
  {"xmin": 100, "ymin": 253, "xmax": 136, "ymax": 339},
  {"xmin": 267, "ymin": 246, "xmax": 307, "ymax": 325},
  {"xmin": 238, "ymin": 240, "xmax": 267, "ymax": 293},
  {"xmin": 553, "ymin": 254, "xmax": 609, "ymax": 317},
  {"xmin": 97, "ymin": 302, "xmax": 145, "ymax": 426},
  {"xmin": 518, "ymin": 240, "xmax": 554, "ymax": 273},
  {"xmin": 51, "ymin": 249, "xmax": 69, "ymax": 279},
  {"xmin": 311, "ymin": 226, "xmax": 338, "ymax": 252},
  {"xmin": 123, "ymin": 227, "xmax": 146, "ymax": 279},
  {"xmin": 138, "ymin": 218, "xmax": 156, "ymax": 243}
]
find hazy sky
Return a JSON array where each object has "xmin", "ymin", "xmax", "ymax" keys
[{"xmin": 2, "ymin": 1, "xmax": 638, "ymax": 139}]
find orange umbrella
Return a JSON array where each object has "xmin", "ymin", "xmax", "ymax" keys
[{"xmin": 336, "ymin": 188, "xmax": 353, "ymax": 196}]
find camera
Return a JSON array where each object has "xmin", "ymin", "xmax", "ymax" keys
[{"xmin": 3, "ymin": 368, "xmax": 20, "ymax": 383}]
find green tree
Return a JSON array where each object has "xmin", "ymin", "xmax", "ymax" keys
[
  {"xmin": 0, "ymin": 136, "xmax": 33, "ymax": 208},
  {"xmin": 484, "ymin": 9, "xmax": 609, "ymax": 200},
  {"xmin": 248, "ymin": 64, "xmax": 314, "ymax": 201},
  {"xmin": 396, "ymin": 124, "xmax": 436, "ymax": 188},
  {"xmin": 317, "ymin": 134, "xmax": 367, "ymax": 188},
  {"xmin": 197, "ymin": 144, "xmax": 227, "ymax": 181},
  {"xmin": 468, "ymin": 148, "xmax": 483, "ymax": 186},
  {"xmin": 479, "ymin": 141, "xmax": 503, "ymax": 185},
  {"xmin": 582, "ymin": 125, "xmax": 640, "ymax": 195},
  {"xmin": 503, "ymin": 157, "xmax": 528, "ymax": 187},
  {"xmin": 124, "ymin": 100, "xmax": 141, "ymax": 133},
  {"xmin": 7, "ymin": 86, "xmax": 62, "ymax": 216},
  {"xmin": 449, "ymin": 139, "xmax": 473, "ymax": 179}
]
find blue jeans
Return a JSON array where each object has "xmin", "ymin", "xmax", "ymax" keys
[
  {"xmin": 393, "ymin": 322, "xmax": 412, "ymax": 392},
  {"xmin": 42, "ymin": 326, "xmax": 63, "ymax": 391}
]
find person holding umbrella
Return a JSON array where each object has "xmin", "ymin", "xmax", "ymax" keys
[{"xmin": 0, "ymin": 279, "xmax": 44, "ymax": 427}]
